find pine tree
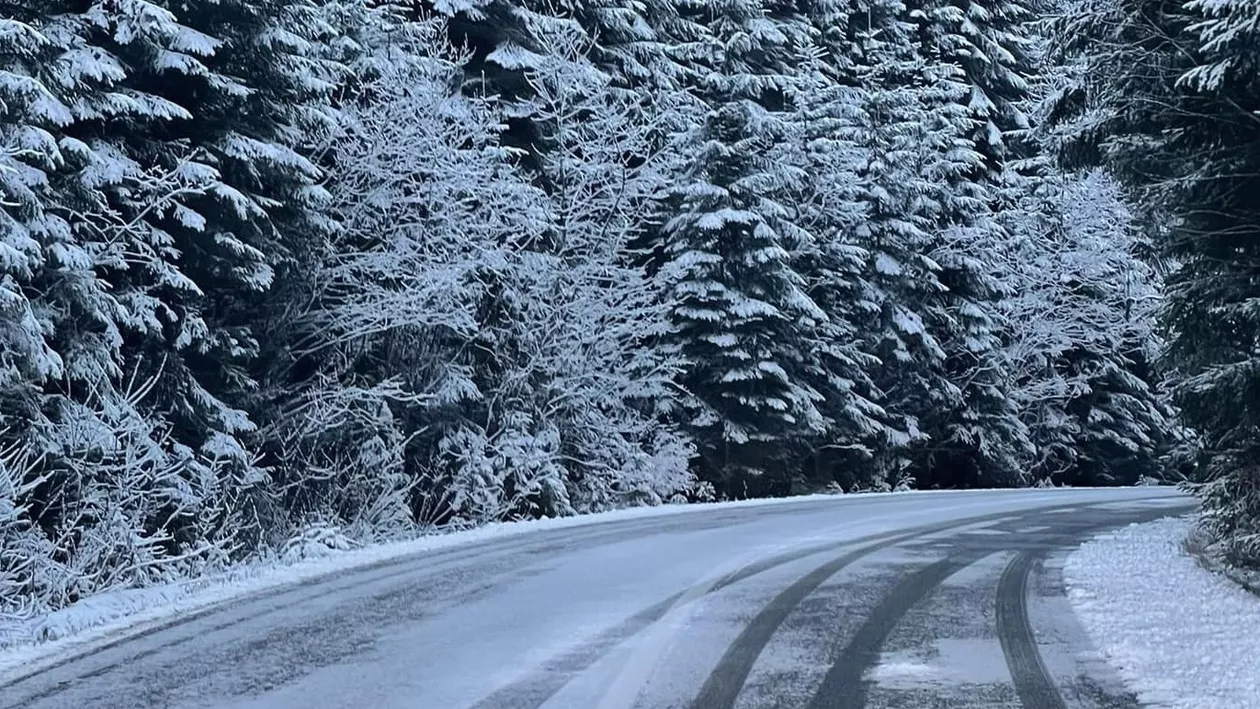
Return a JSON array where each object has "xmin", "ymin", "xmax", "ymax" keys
[
  {"xmin": 661, "ymin": 104, "xmax": 824, "ymax": 494},
  {"xmin": 654, "ymin": 0, "xmax": 834, "ymax": 496},
  {"xmin": 426, "ymin": 0, "xmax": 709, "ymax": 179},
  {"xmin": 0, "ymin": 5, "xmax": 243, "ymax": 613},
  {"xmin": 435, "ymin": 0, "xmax": 700, "ymax": 90},
  {"xmin": 783, "ymin": 57, "xmax": 905, "ymax": 491},
  {"xmin": 0, "ymin": 16, "xmax": 66, "ymax": 441},
  {"xmin": 58, "ymin": 0, "xmax": 346, "ymax": 551},
  {"xmin": 864, "ymin": 0, "xmax": 1036, "ymax": 486},
  {"xmin": 804, "ymin": 0, "xmax": 1037, "ymax": 488},
  {"xmin": 907, "ymin": 0, "xmax": 1043, "ymax": 176},
  {"xmin": 816, "ymin": 5, "xmax": 1027, "ymax": 488},
  {"xmin": 1048, "ymin": 0, "xmax": 1260, "ymax": 559},
  {"xmin": 919, "ymin": 72, "xmax": 1031, "ymax": 487},
  {"xmin": 0, "ymin": 13, "xmax": 89, "ymax": 615}
]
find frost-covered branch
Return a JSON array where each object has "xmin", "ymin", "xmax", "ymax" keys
[
  {"xmin": 263, "ymin": 18, "xmax": 696, "ymax": 533},
  {"xmin": 996, "ymin": 171, "xmax": 1161, "ymax": 405}
]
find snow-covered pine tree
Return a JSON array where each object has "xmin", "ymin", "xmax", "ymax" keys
[
  {"xmin": 568, "ymin": 0, "xmax": 707, "ymax": 92},
  {"xmin": 662, "ymin": 103, "xmax": 827, "ymax": 496},
  {"xmin": 59, "ymin": 0, "xmax": 346, "ymax": 551},
  {"xmin": 812, "ymin": 3, "xmax": 1026, "ymax": 488},
  {"xmin": 308, "ymin": 0, "xmax": 443, "ymax": 83},
  {"xmin": 788, "ymin": 0, "xmax": 928, "ymax": 490},
  {"xmin": 847, "ymin": 64, "xmax": 960, "ymax": 489},
  {"xmin": 906, "ymin": 0, "xmax": 1043, "ymax": 177},
  {"xmin": 434, "ymin": 0, "xmax": 706, "ymax": 92},
  {"xmin": 0, "ymin": 13, "xmax": 91, "ymax": 617},
  {"xmin": 1049, "ymin": 0, "xmax": 1260, "ymax": 561},
  {"xmin": 1177, "ymin": 0, "xmax": 1260, "ymax": 553},
  {"xmin": 778, "ymin": 54, "xmax": 904, "ymax": 492},
  {"xmin": 0, "ymin": 6, "xmax": 245, "ymax": 616},
  {"xmin": 867, "ymin": 0, "xmax": 1035, "ymax": 487},
  {"xmin": 922, "ymin": 179, "xmax": 1032, "ymax": 487},
  {"xmin": 654, "ymin": 0, "xmax": 835, "ymax": 496},
  {"xmin": 422, "ymin": 0, "xmax": 708, "ymax": 183},
  {"xmin": 0, "ymin": 16, "xmax": 65, "ymax": 453}
]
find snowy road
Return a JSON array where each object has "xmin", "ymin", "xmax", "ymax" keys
[{"xmin": 0, "ymin": 488, "xmax": 1192, "ymax": 709}]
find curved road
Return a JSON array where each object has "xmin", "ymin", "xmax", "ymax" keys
[{"xmin": 0, "ymin": 488, "xmax": 1192, "ymax": 709}]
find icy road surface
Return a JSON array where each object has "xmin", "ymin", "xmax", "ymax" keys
[{"xmin": 0, "ymin": 487, "xmax": 1192, "ymax": 709}]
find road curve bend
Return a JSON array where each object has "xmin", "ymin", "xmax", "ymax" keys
[{"xmin": 0, "ymin": 487, "xmax": 1192, "ymax": 709}]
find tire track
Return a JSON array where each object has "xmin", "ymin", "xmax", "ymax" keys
[
  {"xmin": 803, "ymin": 549, "xmax": 990, "ymax": 709},
  {"xmin": 474, "ymin": 504, "xmax": 1056, "ymax": 709},
  {"xmin": 685, "ymin": 504, "xmax": 1084, "ymax": 709},
  {"xmin": 994, "ymin": 505, "xmax": 1193, "ymax": 709},
  {"xmin": 698, "ymin": 502, "xmax": 1191, "ymax": 709},
  {"xmin": 996, "ymin": 552, "xmax": 1067, "ymax": 709},
  {"xmin": 687, "ymin": 538, "xmax": 925, "ymax": 709}
]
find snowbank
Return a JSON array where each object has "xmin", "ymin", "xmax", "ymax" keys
[{"xmin": 1064, "ymin": 515, "xmax": 1260, "ymax": 709}]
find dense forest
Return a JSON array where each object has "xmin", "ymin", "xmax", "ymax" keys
[{"xmin": 0, "ymin": 0, "xmax": 1253, "ymax": 619}]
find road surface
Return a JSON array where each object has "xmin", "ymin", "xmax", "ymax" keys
[{"xmin": 0, "ymin": 487, "xmax": 1193, "ymax": 709}]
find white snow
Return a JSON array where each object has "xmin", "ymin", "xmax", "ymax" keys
[
  {"xmin": 867, "ymin": 659, "xmax": 937, "ymax": 682},
  {"xmin": 912, "ymin": 516, "xmax": 1016, "ymax": 540},
  {"xmin": 1064, "ymin": 515, "xmax": 1260, "ymax": 709},
  {"xmin": 1016, "ymin": 524, "xmax": 1052, "ymax": 533},
  {"xmin": 940, "ymin": 550, "xmax": 1013, "ymax": 586},
  {"xmin": 868, "ymin": 638, "xmax": 1012, "ymax": 688}
]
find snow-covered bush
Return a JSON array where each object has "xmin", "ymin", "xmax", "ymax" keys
[
  {"xmin": 265, "ymin": 18, "xmax": 695, "ymax": 531},
  {"xmin": 280, "ymin": 523, "xmax": 359, "ymax": 563},
  {"xmin": 998, "ymin": 170, "xmax": 1180, "ymax": 485}
]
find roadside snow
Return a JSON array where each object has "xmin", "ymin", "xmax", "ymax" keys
[{"xmin": 1064, "ymin": 515, "xmax": 1260, "ymax": 709}]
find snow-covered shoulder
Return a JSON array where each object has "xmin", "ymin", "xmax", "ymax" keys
[{"xmin": 1064, "ymin": 515, "xmax": 1260, "ymax": 709}]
